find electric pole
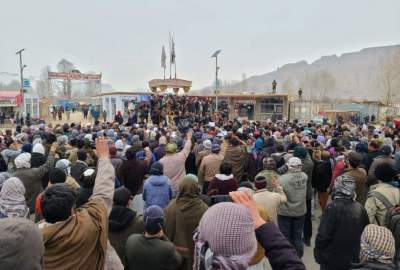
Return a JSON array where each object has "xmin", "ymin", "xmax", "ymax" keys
[{"xmin": 15, "ymin": 48, "xmax": 26, "ymax": 116}]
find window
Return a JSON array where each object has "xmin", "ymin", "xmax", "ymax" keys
[{"xmin": 32, "ymin": 98, "xmax": 38, "ymax": 118}]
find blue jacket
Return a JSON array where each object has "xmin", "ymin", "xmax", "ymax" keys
[{"xmin": 143, "ymin": 175, "xmax": 173, "ymax": 209}]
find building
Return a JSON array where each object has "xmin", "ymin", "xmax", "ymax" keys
[
  {"xmin": 91, "ymin": 91, "xmax": 151, "ymax": 122},
  {"xmin": 0, "ymin": 91, "xmax": 40, "ymax": 119},
  {"xmin": 215, "ymin": 93, "xmax": 289, "ymax": 121}
]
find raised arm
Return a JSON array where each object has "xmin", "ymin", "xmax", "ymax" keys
[
  {"xmin": 180, "ymin": 131, "xmax": 192, "ymax": 159},
  {"xmin": 90, "ymin": 137, "xmax": 115, "ymax": 214}
]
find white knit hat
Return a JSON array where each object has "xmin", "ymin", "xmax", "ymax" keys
[
  {"xmin": 14, "ymin": 153, "xmax": 31, "ymax": 169},
  {"xmin": 32, "ymin": 143, "xmax": 45, "ymax": 155}
]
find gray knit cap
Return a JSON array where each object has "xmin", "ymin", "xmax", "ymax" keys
[{"xmin": 198, "ymin": 202, "xmax": 257, "ymax": 258}]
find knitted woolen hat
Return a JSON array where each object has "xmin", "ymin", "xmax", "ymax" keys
[
  {"xmin": 360, "ymin": 224, "xmax": 395, "ymax": 264},
  {"xmin": 203, "ymin": 139, "xmax": 212, "ymax": 150},
  {"xmin": 199, "ymin": 202, "xmax": 257, "ymax": 258},
  {"xmin": 211, "ymin": 144, "xmax": 221, "ymax": 154}
]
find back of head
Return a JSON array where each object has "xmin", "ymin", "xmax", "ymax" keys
[
  {"xmin": 125, "ymin": 147, "xmax": 137, "ymax": 160},
  {"xmin": 77, "ymin": 149, "xmax": 87, "ymax": 161},
  {"xmin": 113, "ymin": 186, "xmax": 132, "ymax": 207},
  {"xmin": 143, "ymin": 205, "xmax": 164, "ymax": 234},
  {"xmin": 0, "ymin": 218, "xmax": 44, "ymax": 270},
  {"xmin": 41, "ymin": 183, "xmax": 77, "ymax": 223},
  {"xmin": 197, "ymin": 203, "xmax": 257, "ymax": 268},
  {"xmin": 347, "ymin": 151, "xmax": 363, "ymax": 168},
  {"xmin": 49, "ymin": 168, "xmax": 67, "ymax": 184},
  {"xmin": 380, "ymin": 145, "xmax": 393, "ymax": 157},
  {"xmin": 14, "ymin": 153, "xmax": 31, "ymax": 169},
  {"xmin": 219, "ymin": 161, "xmax": 233, "ymax": 176},
  {"xmin": 375, "ymin": 162, "xmax": 398, "ymax": 183},
  {"xmin": 293, "ymin": 145, "xmax": 307, "ymax": 159},
  {"xmin": 360, "ymin": 224, "xmax": 395, "ymax": 264},
  {"xmin": 150, "ymin": 161, "xmax": 164, "ymax": 176},
  {"xmin": 80, "ymin": 168, "xmax": 97, "ymax": 188}
]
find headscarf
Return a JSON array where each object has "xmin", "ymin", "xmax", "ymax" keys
[
  {"xmin": 194, "ymin": 203, "xmax": 257, "ymax": 270},
  {"xmin": 165, "ymin": 143, "xmax": 178, "ymax": 154},
  {"xmin": 32, "ymin": 143, "xmax": 45, "ymax": 155},
  {"xmin": 57, "ymin": 135, "xmax": 68, "ymax": 145},
  {"xmin": 360, "ymin": 224, "xmax": 395, "ymax": 264},
  {"xmin": 55, "ymin": 159, "xmax": 71, "ymax": 176},
  {"xmin": 176, "ymin": 177, "xmax": 203, "ymax": 211},
  {"xmin": 0, "ymin": 177, "xmax": 29, "ymax": 218},
  {"xmin": 332, "ymin": 174, "xmax": 355, "ymax": 200},
  {"xmin": 287, "ymin": 157, "xmax": 302, "ymax": 173},
  {"xmin": 14, "ymin": 153, "xmax": 31, "ymax": 169}
]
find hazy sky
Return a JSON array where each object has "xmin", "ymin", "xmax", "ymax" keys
[{"xmin": 1, "ymin": 0, "xmax": 399, "ymax": 91}]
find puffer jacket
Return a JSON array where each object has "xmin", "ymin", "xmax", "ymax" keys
[
  {"xmin": 143, "ymin": 175, "xmax": 173, "ymax": 209},
  {"xmin": 314, "ymin": 198, "xmax": 369, "ymax": 270}
]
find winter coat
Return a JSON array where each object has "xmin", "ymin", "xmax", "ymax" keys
[
  {"xmin": 367, "ymin": 156, "xmax": 395, "ymax": 187},
  {"xmin": 314, "ymin": 198, "xmax": 369, "ymax": 270},
  {"xmin": 301, "ymin": 156, "xmax": 314, "ymax": 200},
  {"xmin": 278, "ymin": 171, "xmax": 308, "ymax": 217},
  {"xmin": 207, "ymin": 174, "xmax": 238, "ymax": 195},
  {"xmin": 395, "ymin": 150, "xmax": 400, "ymax": 171},
  {"xmin": 164, "ymin": 179, "xmax": 208, "ymax": 270},
  {"xmin": 224, "ymin": 144, "xmax": 248, "ymax": 182},
  {"xmin": 255, "ymin": 169, "xmax": 279, "ymax": 192},
  {"xmin": 312, "ymin": 159, "xmax": 333, "ymax": 192},
  {"xmin": 117, "ymin": 159, "xmax": 147, "ymax": 195},
  {"xmin": 195, "ymin": 149, "xmax": 210, "ymax": 168},
  {"xmin": 143, "ymin": 175, "xmax": 173, "ymax": 209},
  {"xmin": 255, "ymin": 223, "xmax": 306, "ymax": 270},
  {"xmin": 110, "ymin": 156, "xmax": 123, "ymax": 172},
  {"xmin": 160, "ymin": 139, "xmax": 192, "ymax": 193},
  {"xmin": 197, "ymin": 144, "xmax": 227, "ymax": 184},
  {"xmin": 39, "ymin": 157, "xmax": 115, "ymax": 270},
  {"xmin": 254, "ymin": 186, "xmax": 287, "ymax": 225},
  {"xmin": 125, "ymin": 234, "xmax": 182, "ymax": 270},
  {"xmin": 108, "ymin": 206, "xmax": 144, "ymax": 266},
  {"xmin": 365, "ymin": 183, "xmax": 400, "ymax": 226},
  {"xmin": 343, "ymin": 167, "xmax": 367, "ymax": 205},
  {"xmin": 13, "ymin": 152, "xmax": 55, "ymax": 213},
  {"xmin": 154, "ymin": 144, "xmax": 166, "ymax": 161}
]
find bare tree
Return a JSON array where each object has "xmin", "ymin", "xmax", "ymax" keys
[
  {"xmin": 379, "ymin": 47, "xmax": 400, "ymax": 105},
  {"xmin": 57, "ymin": 59, "xmax": 75, "ymax": 98},
  {"xmin": 0, "ymin": 80, "xmax": 20, "ymax": 90},
  {"xmin": 35, "ymin": 66, "xmax": 52, "ymax": 98}
]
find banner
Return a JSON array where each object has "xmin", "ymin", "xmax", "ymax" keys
[{"xmin": 48, "ymin": 72, "xmax": 101, "ymax": 81}]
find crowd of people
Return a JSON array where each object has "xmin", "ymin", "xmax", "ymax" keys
[{"xmin": 0, "ymin": 97, "xmax": 399, "ymax": 270}]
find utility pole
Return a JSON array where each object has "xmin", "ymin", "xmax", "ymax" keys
[
  {"xmin": 15, "ymin": 48, "xmax": 26, "ymax": 116},
  {"xmin": 211, "ymin": 50, "xmax": 221, "ymax": 111}
]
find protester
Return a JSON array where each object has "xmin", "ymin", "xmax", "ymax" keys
[
  {"xmin": 70, "ymin": 149, "xmax": 89, "ymax": 182},
  {"xmin": 165, "ymin": 175, "xmax": 208, "ymax": 270},
  {"xmin": 366, "ymin": 145, "xmax": 396, "ymax": 187},
  {"xmin": 224, "ymin": 137, "xmax": 248, "ymax": 182},
  {"xmin": 314, "ymin": 174, "xmax": 369, "ymax": 270},
  {"xmin": 198, "ymin": 141, "xmax": 227, "ymax": 191},
  {"xmin": 255, "ymin": 157, "xmax": 279, "ymax": 192},
  {"xmin": 125, "ymin": 205, "xmax": 182, "ymax": 270},
  {"xmin": 312, "ymin": 150, "xmax": 333, "ymax": 211},
  {"xmin": 343, "ymin": 151, "xmax": 367, "ymax": 205},
  {"xmin": 207, "ymin": 161, "xmax": 238, "ymax": 196},
  {"xmin": 109, "ymin": 186, "xmax": 144, "ymax": 266},
  {"xmin": 365, "ymin": 162, "xmax": 400, "ymax": 225},
  {"xmin": 39, "ymin": 138, "xmax": 118, "ymax": 270},
  {"xmin": 143, "ymin": 161, "xmax": 173, "ymax": 208},
  {"xmin": 277, "ymin": 157, "xmax": 308, "ymax": 257}
]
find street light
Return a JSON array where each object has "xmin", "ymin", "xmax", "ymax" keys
[
  {"xmin": 211, "ymin": 50, "xmax": 221, "ymax": 111},
  {"xmin": 15, "ymin": 48, "xmax": 26, "ymax": 116}
]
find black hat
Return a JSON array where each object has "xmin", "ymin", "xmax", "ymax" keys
[{"xmin": 375, "ymin": 163, "xmax": 398, "ymax": 183}]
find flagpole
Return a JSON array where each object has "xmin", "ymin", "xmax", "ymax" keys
[{"xmin": 169, "ymin": 32, "xmax": 172, "ymax": 79}]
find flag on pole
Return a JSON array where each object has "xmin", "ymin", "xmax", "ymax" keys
[
  {"xmin": 161, "ymin": 46, "xmax": 166, "ymax": 68},
  {"xmin": 171, "ymin": 37, "xmax": 176, "ymax": 64}
]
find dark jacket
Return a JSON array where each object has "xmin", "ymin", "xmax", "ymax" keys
[
  {"xmin": 154, "ymin": 144, "xmax": 166, "ymax": 161},
  {"xmin": 301, "ymin": 156, "xmax": 314, "ymax": 200},
  {"xmin": 350, "ymin": 262, "xmax": 395, "ymax": 270},
  {"xmin": 13, "ymin": 152, "xmax": 55, "ymax": 213},
  {"xmin": 70, "ymin": 160, "xmax": 88, "ymax": 183},
  {"xmin": 312, "ymin": 159, "xmax": 333, "ymax": 193},
  {"xmin": 255, "ymin": 222, "xmax": 306, "ymax": 270},
  {"xmin": 314, "ymin": 198, "xmax": 369, "ymax": 270},
  {"xmin": 343, "ymin": 167, "xmax": 367, "ymax": 205},
  {"xmin": 108, "ymin": 206, "xmax": 144, "ymax": 266},
  {"xmin": 125, "ymin": 234, "xmax": 182, "ymax": 270},
  {"xmin": 363, "ymin": 150, "xmax": 381, "ymax": 172},
  {"xmin": 207, "ymin": 174, "xmax": 238, "ymax": 196},
  {"xmin": 117, "ymin": 159, "xmax": 147, "ymax": 195},
  {"xmin": 76, "ymin": 187, "xmax": 93, "ymax": 208}
]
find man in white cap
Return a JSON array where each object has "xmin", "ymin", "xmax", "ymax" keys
[{"xmin": 277, "ymin": 157, "xmax": 308, "ymax": 258}]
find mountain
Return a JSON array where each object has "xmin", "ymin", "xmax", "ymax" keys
[{"xmin": 196, "ymin": 45, "xmax": 400, "ymax": 103}]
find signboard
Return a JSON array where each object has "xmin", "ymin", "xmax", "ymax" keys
[
  {"xmin": 0, "ymin": 99, "xmax": 17, "ymax": 107},
  {"xmin": 48, "ymin": 71, "xmax": 101, "ymax": 81},
  {"xmin": 23, "ymin": 79, "xmax": 30, "ymax": 89}
]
